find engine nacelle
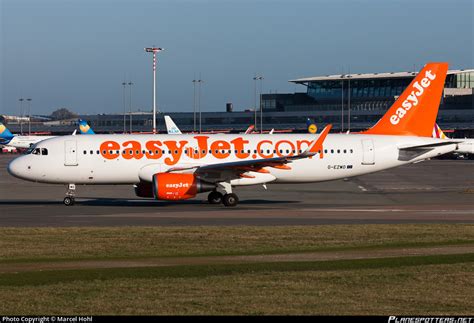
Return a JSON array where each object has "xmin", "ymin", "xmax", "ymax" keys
[{"xmin": 152, "ymin": 173, "xmax": 215, "ymax": 200}]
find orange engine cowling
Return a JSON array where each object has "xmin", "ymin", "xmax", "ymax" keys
[{"xmin": 152, "ymin": 173, "xmax": 215, "ymax": 200}]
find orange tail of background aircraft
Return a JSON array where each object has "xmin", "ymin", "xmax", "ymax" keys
[{"xmin": 363, "ymin": 62, "xmax": 448, "ymax": 137}]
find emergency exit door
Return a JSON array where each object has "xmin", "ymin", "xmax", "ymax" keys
[
  {"xmin": 361, "ymin": 139, "xmax": 375, "ymax": 165},
  {"xmin": 64, "ymin": 140, "xmax": 78, "ymax": 166}
]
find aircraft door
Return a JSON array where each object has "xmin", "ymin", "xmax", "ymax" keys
[
  {"xmin": 64, "ymin": 140, "xmax": 78, "ymax": 166},
  {"xmin": 361, "ymin": 139, "xmax": 375, "ymax": 165}
]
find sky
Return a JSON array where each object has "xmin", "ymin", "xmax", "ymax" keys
[{"xmin": 1, "ymin": 0, "xmax": 472, "ymax": 116}]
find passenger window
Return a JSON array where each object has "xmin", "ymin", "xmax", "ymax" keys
[
  {"xmin": 83, "ymin": 150, "xmax": 87, "ymax": 155},
  {"xmin": 324, "ymin": 149, "xmax": 327, "ymax": 153},
  {"xmin": 32, "ymin": 148, "xmax": 40, "ymax": 155},
  {"xmin": 344, "ymin": 149, "xmax": 347, "ymax": 153},
  {"xmin": 184, "ymin": 150, "xmax": 188, "ymax": 154},
  {"xmin": 331, "ymin": 149, "xmax": 334, "ymax": 153},
  {"xmin": 41, "ymin": 148, "xmax": 48, "ymax": 155},
  {"xmin": 350, "ymin": 149, "xmax": 354, "ymax": 153},
  {"xmin": 96, "ymin": 150, "xmax": 100, "ymax": 154},
  {"xmin": 337, "ymin": 150, "xmax": 340, "ymax": 153},
  {"xmin": 202, "ymin": 150, "xmax": 206, "ymax": 154}
]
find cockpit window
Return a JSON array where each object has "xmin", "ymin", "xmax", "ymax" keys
[
  {"xmin": 25, "ymin": 144, "xmax": 37, "ymax": 155},
  {"xmin": 41, "ymin": 148, "xmax": 48, "ymax": 155},
  {"xmin": 32, "ymin": 148, "xmax": 41, "ymax": 155}
]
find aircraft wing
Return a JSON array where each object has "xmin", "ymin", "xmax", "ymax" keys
[{"xmin": 166, "ymin": 124, "xmax": 332, "ymax": 182}]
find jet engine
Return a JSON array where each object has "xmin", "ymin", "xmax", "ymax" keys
[
  {"xmin": 135, "ymin": 173, "xmax": 215, "ymax": 200},
  {"xmin": 134, "ymin": 181, "xmax": 154, "ymax": 198}
]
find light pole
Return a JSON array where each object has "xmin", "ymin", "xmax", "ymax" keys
[
  {"xmin": 341, "ymin": 75, "xmax": 344, "ymax": 132},
  {"xmin": 144, "ymin": 47, "xmax": 164, "ymax": 134},
  {"xmin": 26, "ymin": 98, "xmax": 32, "ymax": 135},
  {"xmin": 258, "ymin": 76, "xmax": 264, "ymax": 134},
  {"xmin": 122, "ymin": 82, "xmax": 127, "ymax": 133},
  {"xmin": 253, "ymin": 75, "xmax": 263, "ymax": 131},
  {"xmin": 128, "ymin": 81, "xmax": 134, "ymax": 133},
  {"xmin": 18, "ymin": 98, "xmax": 24, "ymax": 135},
  {"xmin": 197, "ymin": 78, "xmax": 203, "ymax": 134},
  {"xmin": 347, "ymin": 73, "xmax": 352, "ymax": 132},
  {"xmin": 192, "ymin": 79, "xmax": 197, "ymax": 132}
]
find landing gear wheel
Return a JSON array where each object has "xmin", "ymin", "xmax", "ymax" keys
[
  {"xmin": 223, "ymin": 193, "xmax": 239, "ymax": 207},
  {"xmin": 63, "ymin": 196, "xmax": 75, "ymax": 206},
  {"xmin": 208, "ymin": 191, "xmax": 223, "ymax": 204}
]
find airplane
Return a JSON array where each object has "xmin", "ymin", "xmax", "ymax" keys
[
  {"xmin": 432, "ymin": 123, "xmax": 474, "ymax": 155},
  {"xmin": 306, "ymin": 118, "xmax": 317, "ymax": 134},
  {"xmin": 78, "ymin": 119, "xmax": 96, "ymax": 135},
  {"xmin": 7, "ymin": 63, "xmax": 460, "ymax": 207},
  {"xmin": 164, "ymin": 115, "xmax": 182, "ymax": 134},
  {"xmin": 0, "ymin": 122, "xmax": 56, "ymax": 149},
  {"xmin": 165, "ymin": 115, "xmax": 256, "ymax": 135}
]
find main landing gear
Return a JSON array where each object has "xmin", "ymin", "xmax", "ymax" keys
[
  {"xmin": 208, "ymin": 182, "xmax": 239, "ymax": 207},
  {"xmin": 63, "ymin": 184, "xmax": 76, "ymax": 206}
]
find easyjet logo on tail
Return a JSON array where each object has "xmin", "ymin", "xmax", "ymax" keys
[
  {"xmin": 390, "ymin": 70, "xmax": 436, "ymax": 125},
  {"xmin": 362, "ymin": 62, "xmax": 448, "ymax": 137}
]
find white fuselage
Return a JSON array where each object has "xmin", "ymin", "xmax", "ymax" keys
[
  {"xmin": 8, "ymin": 133, "xmax": 457, "ymax": 186},
  {"xmin": 5, "ymin": 135, "xmax": 56, "ymax": 149}
]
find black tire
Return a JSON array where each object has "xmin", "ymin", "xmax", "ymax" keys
[
  {"xmin": 208, "ymin": 191, "xmax": 223, "ymax": 204},
  {"xmin": 63, "ymin": 197, "xmax": 75, "ymax": 206},
  {"xmin": 223, "ymin": 193, "xmax": 239, "ymax": 207}
]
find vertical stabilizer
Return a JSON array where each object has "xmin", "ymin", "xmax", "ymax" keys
[{"xmin": 363, "ymin": 62, "xmax": 448, "ymax": 137}]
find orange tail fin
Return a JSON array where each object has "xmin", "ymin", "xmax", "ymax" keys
[{"xmin": 363, "ymin": 62, "xmax": 448, "ymax": 137}]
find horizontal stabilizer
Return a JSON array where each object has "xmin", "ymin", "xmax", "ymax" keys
[{"xmin": 398, "ymin": 141, "xmax": 460, "ymax": 151}]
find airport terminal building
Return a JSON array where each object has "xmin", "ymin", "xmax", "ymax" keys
[{"xmin": 4, "ymin": 68, "xmax": 473, "ymax": 136}]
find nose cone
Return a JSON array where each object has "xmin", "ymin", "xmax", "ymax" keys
[{"xmin": 7, "ymin": 156, "xmax": 28, "ymax": 180}]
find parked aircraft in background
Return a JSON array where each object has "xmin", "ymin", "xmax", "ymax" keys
[
  {"xmin": 306, "ymin": 118, "xmax": 317, "ymax": 134},
  {"xmin": 0, "ymin": 123, "xmax": 56, "ymax": 149},
  {"xmin": 8, "ymin": 63, "xmax": 460, "ymax": 207},
  {"xmin": 78, "ymin": 120, "xmax": 95, "ymax": 135},
  {"xmin": 164, "ymin": 115, "xmax": 182, "ymax": 135},
  {"xmin": 432, "ymin": 123, "xmax": 474, "ymax": 155}
]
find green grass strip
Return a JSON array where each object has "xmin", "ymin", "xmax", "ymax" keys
[
  {"xmin": 0, "ymin": 253, "xmax": 472, "ymax": 287},
  {"xmin": 1, "ymin": 240, "xmax": 472, "ymax": 264}
]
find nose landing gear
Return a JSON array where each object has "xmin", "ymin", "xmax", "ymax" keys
[{"xmin": 63, "ymin": 184, "xmax": 76, "ymax": 206}]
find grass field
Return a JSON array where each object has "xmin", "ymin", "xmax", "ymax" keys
[{"xmin": 0, "ymin": 225, "xmax": 473, "ymax": 315}]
